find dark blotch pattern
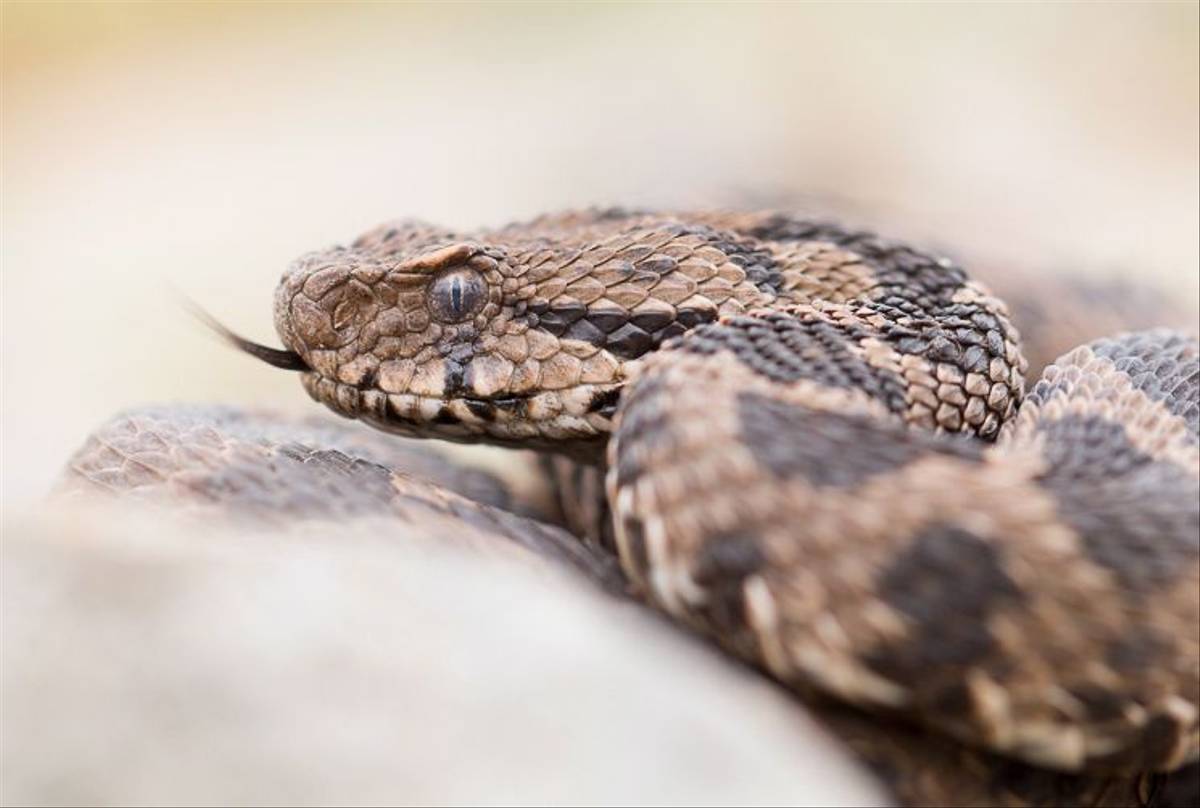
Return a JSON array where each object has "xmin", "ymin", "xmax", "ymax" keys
[
  {"xmin": 612, "ymin": 374, "xmax": 675, "ymax": 491},
  {"xmin": 1038, "ymin": 415, "xmax": 1161, "ymax": 482},
  {"xmin": 741, "ymin": 214, "xmax": 1024, "ymax": 434},
  {"xmin": 619, "ymin": 512, "xmax": 650, "ymax": 576},
  {"xmin": 692, "ymin": 532, "xmax": 766, "ymax": 586},
  {"xmin": 1090, "ymin": 331, "xmax": 1200, "ymax": 441},
  {"xmin": 529, "ymin": 300, "xmax": 714, "ymax": 360},
  {"xmin": 1105, "ymin": 632, "xmax": 1169, "ymax": 675},
  {"xmin": 1027, "ymin": 332, "xmax": 1199, "ymax": 443},
  {"xmin": 691, "ymin": 532, "xmax": 767, "ymax": 633},
  {"xmin": 606, "ymin": 322, "xmax": 657, "ymax": 359},
  {"xmin": 735, "ymin": 391, "xmax": 982, "ymax": 487},
  {"xmin": 859, "ymin": 295, "xmax": 1020, "ymax": 440},
  {"xmin": 744, "ymin": 215, "xmax": 969, "ymax": 296},
  {"xmin": 679, "ymin": 311, "xmax": 910, "ymax": 415},
  {"xmin": 734, "ymin": 391, "xmax": 969, "ymax": 485},
  {"xmin": 1037, "ymin": 415, "xmax": 1200, "ymax": 595},
  {"xmin": 708, "ymin": 236, "xmax": 784, "ymax": 296},
  {"xmin": 655, "ymin": 220, "xmax": 786, "ymax": 296},
  {"xmin": 523, "ymin": 221, "xmax": 793, "ymax": 359},
  {"xmin": 530, "ymin": 300, "xmax": 588, "ymax": 337},
  {"xmin": 867, "ymin": 297, "xmax": 1012, "ymax": 374},
  {"xmin": 868, "ymin": 525, "xmax": 1021, "ymax": 696}
]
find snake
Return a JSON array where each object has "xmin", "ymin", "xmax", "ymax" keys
[{"xmin": 64, "ymin": 209, "xmax": 1199, "ymax": 806}]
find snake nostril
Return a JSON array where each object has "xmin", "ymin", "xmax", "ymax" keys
[
  {"xmin": 289, "ymin": 294, "xmax": 341, "ymax": 350},
  {"xmin": 332, "ymin": 297, "xmax": 359, "ymax": 330},
  {"xmin": 289, "ymin": 280, "xmax": 379, "ymax": 352}
]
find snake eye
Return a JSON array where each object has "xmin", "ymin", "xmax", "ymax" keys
[{"xmin": 427, "ymin": 268, "xmax": 487, "ymax": 323}]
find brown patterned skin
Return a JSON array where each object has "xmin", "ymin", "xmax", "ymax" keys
[
  {"xmin": 62, "ymin": 406, "xmax": 1198, "ymax": 808},
  {"xmin": 275, "ymin": 210, "xmax": 1025, "ymax": 455},
  {"xmin": 611, "ymin": 322, "xmax": 1197, "ymax": 767},
  {"xmin": 66, "ymin": 209, "xmax": 1200, "ymax": 806},
  {"xmin": 63, "ymin": 406, "xmax": 624, "ymax": 591}
]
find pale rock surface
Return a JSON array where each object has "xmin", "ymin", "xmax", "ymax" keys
[{"xmin": 1, "ymin": 502, "xmax": 887, "ymax": 807}]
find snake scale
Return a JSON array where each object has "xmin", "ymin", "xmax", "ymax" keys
[{"xmin": 66, "ymin": 209, "xmax": 1199, "ymax": 806}]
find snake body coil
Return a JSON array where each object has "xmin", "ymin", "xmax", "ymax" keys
[{"xmin": 69, "ymin": 209, "xmax": 1200, "ymax": 805}]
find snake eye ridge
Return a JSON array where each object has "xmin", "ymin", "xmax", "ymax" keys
[{"xmin": 427, "ymin": 267, "xmax": 487, "ymax": 323}]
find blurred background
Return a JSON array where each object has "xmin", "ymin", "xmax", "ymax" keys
[
  {"xmin": 3, "ymin": 1, "xmax": 1197, "ymax": 502},
  {"xmin": 3, "ymin": 4, "xmax": 1199, "ymax": 806}
]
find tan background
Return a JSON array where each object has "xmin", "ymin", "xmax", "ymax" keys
[
  {"xmin": 2, "ymin": 3, "xmax": 1198, "ymax": 496},
  {"xmin": 3, "ymin": 5, "xmax": 1199, "ymax": 806}
]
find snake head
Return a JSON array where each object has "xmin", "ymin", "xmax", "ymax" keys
[{"xmin": 260, "ymin": 220, "xmax": 627, "ymax": 452}]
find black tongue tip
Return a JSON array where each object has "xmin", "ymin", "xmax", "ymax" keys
[
  {"xmin": 181, "ymin": 297, "xmax": 309, "ymax": 372},
  {"xmin": 223, "ymin": 332, "xmax": 309, "ymax": 371}
]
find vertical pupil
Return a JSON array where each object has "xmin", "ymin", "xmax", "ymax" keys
[{"xmin": 450, "ymin": 276, "xmax": 463, "ymax": 314}]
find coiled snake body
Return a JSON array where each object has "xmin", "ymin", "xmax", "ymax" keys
[{"xmin": 68, "ymin": 210, "xmax": 1200, "ymax": 806}]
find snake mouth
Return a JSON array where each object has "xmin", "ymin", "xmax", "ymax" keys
[
  {"xmin": 301, "ymin": 373, "xmax": 622, "ymax": 447},
  {"xmin": 187, "ymin": 302, "xmax": 309, "ymax": 372}
]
